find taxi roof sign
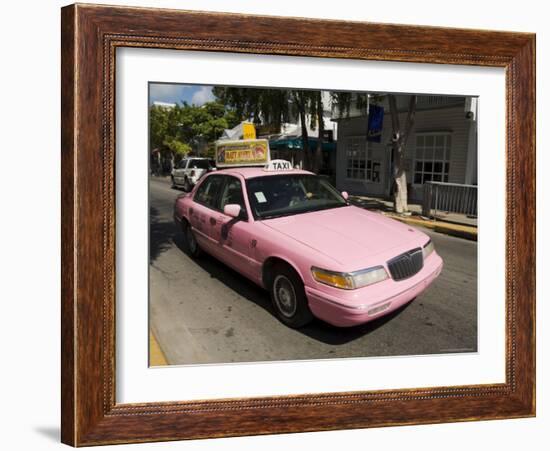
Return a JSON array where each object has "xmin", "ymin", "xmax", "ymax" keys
[
  {"xmin": 264, "ymin": 159, "xmax": 293, "ymax": 171},
  {"xmin": 215, "ymin": 139, "xmax": 270, "ymax": 168}
]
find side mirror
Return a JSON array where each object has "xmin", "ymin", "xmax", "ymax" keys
[
  {"xmin": 223, "ymin": 204, "xmax": 242, "ymax": 218},
  {"xmin": 221, "ymin": 204, "xmax": 247, "ymax": 240},
  {"xmin": 341, "ymin": 191, "xmax": 349, "ymax": 200}
]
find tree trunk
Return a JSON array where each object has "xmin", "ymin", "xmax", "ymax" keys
[
  {"xmin": 393, "ymin": 143, "xmax": 408, "ymax": 213},
  {"xmin": 315, "ymin": 95, "xmax": 324, "ymax": 174},
  {"xmin": 388, "ymin": 94, "xmax": 417, "ymax": 214},
  {"xmin": 298, "ymin": 105, "xmax": 310, "ymax": 170}
]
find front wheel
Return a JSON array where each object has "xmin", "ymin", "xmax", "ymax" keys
[
  {"xmin": 182, "ymin": 221, "xmax": 201, "ymax": 258},
  {"xmin": 270, "ymin": 264, "xmax": 313, "ymax": 328}
]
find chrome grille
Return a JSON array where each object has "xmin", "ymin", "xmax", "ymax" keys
[{"xmin": 387, "ymin": 248, "xmax": 424, "ymax": 281}]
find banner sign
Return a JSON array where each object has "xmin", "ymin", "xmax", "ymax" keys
[
  {"xmin": 367, "ymin": 104, "xmax": 384, "ymax": 143},
  {"xmin": 242, "ymin": 122, "xmax": 256, "ymax": 140},
  {"xmin": 216, "ymin": 139, "xmax": 270, "ymax": 167}
]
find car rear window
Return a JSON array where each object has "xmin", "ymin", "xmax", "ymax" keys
[{"xmin": 189, "ymin": 159, "xmax": 210, "ymax": 169}]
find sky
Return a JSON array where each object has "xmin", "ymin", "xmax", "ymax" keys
[{"xmin": 149, "ymin": 83, "xmax": 215, "ymax": 106}]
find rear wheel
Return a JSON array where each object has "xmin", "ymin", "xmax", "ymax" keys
[
  {"xmin": 182, "ymin": 220, "xmax": 201, "ymax": 258},
  {"xmin": 270, "ymin": 264, "xmax": 313, "ymax": 328}
]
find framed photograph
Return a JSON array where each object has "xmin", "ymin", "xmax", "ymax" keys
[{"xmin": 61, "ymin": 3, "xmax": 535, "ymax": 446}]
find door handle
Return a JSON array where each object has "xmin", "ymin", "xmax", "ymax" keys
[{"xmin": 209, "ymin": 217, "xmax": 217, "ymax": 226}]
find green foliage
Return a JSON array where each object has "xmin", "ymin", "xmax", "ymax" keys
[
  {"xmin": 214, "ymin": 87, "xmax": 328, "ymax": 171},
  {"xmin": 330, "ymin": 92, "xmax": 384, "ymax": 119},
  {"xmin": 149, "ymin": 101, "xmax": 241, "ymax": 157},
  {"xmin": 149, "ymin": 105, "xmax": 172, "ymax": 151},
  {"xmin": 213, "ymin": 86, "xmax": 330, "ymax": 131},
  {"xmin": 213, "ymin": 86, "xmax": 291, "ymax": 127},
  {"xmin": 163, "ymin": 137, "xmax": 191, "ymax": 157}
]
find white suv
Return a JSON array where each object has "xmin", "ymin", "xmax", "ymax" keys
[{"xmin": 171, "ymin": 158, "xmax": 216, "ymax": 191}]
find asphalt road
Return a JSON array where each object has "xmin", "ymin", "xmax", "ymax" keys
[{"xmin": 149, "ymin": 176, "xmax": 478, "ymax": 365}]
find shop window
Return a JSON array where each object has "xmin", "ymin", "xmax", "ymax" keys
[
  {"xmin": 413, "ymin": 134, "xmax": 451, "ymax": 185},
  {"xmin": 345, "ymin": 137, "xmax": 381, "ymax": 183}
]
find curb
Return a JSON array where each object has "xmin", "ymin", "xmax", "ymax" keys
[
  {"xmin": 149, "ymin": 330, "xmax": 169, "ymax": 366},
  {"xmin": 383, "ymin": 213, "xmax": 478, "ymax": 241}
]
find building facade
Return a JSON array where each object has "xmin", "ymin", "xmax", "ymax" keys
[{"xmin": 333, "ymin": 95, "xmax": 478, "ymax": 203}]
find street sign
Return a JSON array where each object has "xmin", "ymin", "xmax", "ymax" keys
[{"xmin": 367, "ymin": 104, "xmax": 384, "ymax": 143}]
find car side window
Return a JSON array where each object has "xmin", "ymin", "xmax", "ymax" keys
[
  {"xmin": 219, "ymin": 176, "xmax": 245, "ymax": 213},
  {"xmin": 177, "ymin": 159, "xmax": 187, "ymax": 169},
  {"xmin": 194, "ymin": 175, "xmax": 224, "ymax": 210}
]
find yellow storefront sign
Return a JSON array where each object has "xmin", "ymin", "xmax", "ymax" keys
[
  {"xmin": 242, "ymin": 122, "xmax": 256, "ymax": 140},
  {"xmin": 215, "ymin": 139, "xmax": 270, "ymax": 167}
]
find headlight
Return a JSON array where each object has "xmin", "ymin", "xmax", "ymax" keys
[
  {"xmin": 423, "ymin": 239, "xmax": 435, "ymax": 260},
  {"xmin": 311, "ymin": 266, "xmax": 388, "ymax": 290}
]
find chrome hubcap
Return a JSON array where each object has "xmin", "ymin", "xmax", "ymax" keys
[{"xmin": 273, "ymin": 275, "xmax": 297, "ymax": 318}]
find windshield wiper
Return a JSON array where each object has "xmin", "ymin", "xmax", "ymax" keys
[
  {"xmin": 259, "ymin": 212, "xmax": 295, "ymax": 220},
  {"xmin": 259, "ymin": 203, "xmax": 347, "ymax": 220},
  {"xmin": 315, "ymin": 203, "xmax": 348, "ymax": 212}
]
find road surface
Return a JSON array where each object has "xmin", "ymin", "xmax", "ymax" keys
[{"xmin": 149, "ymin": 176, "xmax": 477, "ymax": 365}]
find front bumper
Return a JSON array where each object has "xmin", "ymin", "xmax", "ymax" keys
[{"xmin": 305, "ymin": 252, "xmax": 443, "ymax": 327}]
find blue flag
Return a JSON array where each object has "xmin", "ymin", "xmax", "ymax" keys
[{"xmin": 367, "ymin": 104, "xmax": 384, "ymax": 143}]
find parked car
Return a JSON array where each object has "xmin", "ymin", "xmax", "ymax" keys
[
  {"xmin": 171, "ymin": 157, "xmax": 216, "ymax": 191},
  {"xmin": 173, "ymin": 161, "xmax": 443, "ymax": 328}
]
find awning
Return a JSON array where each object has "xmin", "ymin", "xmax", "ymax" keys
[{"xmin": 269, "ymin": 136, "xmax": 336, "ymax": 152}]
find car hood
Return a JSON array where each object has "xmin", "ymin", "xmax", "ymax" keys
[{"xmin": 261, "ymin": 206, "xmax": 427, "ymax": 268}]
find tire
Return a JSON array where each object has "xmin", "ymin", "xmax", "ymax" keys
[
  {"xmin": 269, "ymin": 264, "xmax": 313, "ymax": 328},
  {"xmin": 183, "ymin": 177, "xmax": 192, "ymax": 192},
  {"xmin": 182, "ymin": 220, "xmax": 201, "ymax": 258},
  {"xmin": 170, "ymin": 175, "xmax": 176, "ymax": 189}
]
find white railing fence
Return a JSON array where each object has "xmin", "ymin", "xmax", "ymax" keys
[{"xmin": 422, "ymin": 181, "xmax": 477, "ymax": 218}]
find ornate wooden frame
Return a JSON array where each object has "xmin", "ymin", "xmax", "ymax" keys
[{"xmin": 61, "ymin": 3, "xmax": 536, "ymax": 446}]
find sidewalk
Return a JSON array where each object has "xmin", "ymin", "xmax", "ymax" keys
[{"xmin": 349, "ymin": 195, "xmax": 478, "ymax": 241}]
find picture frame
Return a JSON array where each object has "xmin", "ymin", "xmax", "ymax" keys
[{"xmin": 61, "ymin": 3, "xmax": 535, "ymax": 446}]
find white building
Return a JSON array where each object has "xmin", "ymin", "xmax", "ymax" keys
[{"xmin": 333, "ymin": 95, "xmax": 478, "ymax": 203}]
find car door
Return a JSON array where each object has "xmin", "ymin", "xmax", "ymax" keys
[
  {"xmin": 210, "ymin": 176, "xmax": 258, "ymax": 279},
  {"xmin": 185, "ymin": 159, "xmax": 196, "ymax": 182},
  {"xmin": 189, "ymin": 174, "xmax": 225, "ymax": 252}
]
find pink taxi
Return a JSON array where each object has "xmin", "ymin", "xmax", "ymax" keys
[{"xmin": 173, "ymin": 162, "xmax": 443, "ymax": 328}]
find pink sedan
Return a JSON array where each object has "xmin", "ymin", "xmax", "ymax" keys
[{"xmin": 173, "ymin": 165, "xmax": 443, "ymax": 328}]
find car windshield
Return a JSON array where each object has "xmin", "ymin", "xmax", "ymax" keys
[{"xmin": 246, "ymin": 174, "xmax": 347, "ymax": 220}]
